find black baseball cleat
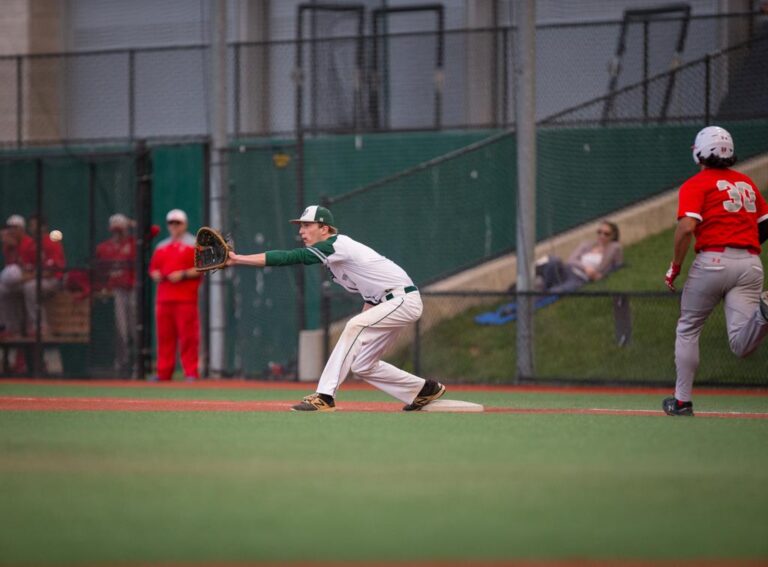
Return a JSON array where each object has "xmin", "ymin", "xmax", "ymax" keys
[
  {"xmin": 403, "ymin": 379, "xmax": 446, "ymax": 411},
  {"xmin": 662, "ymin": 397, "xmax": 694, "ymax": 416}
]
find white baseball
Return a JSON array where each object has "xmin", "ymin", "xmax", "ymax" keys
[{"xmin": 49, "ymin": 230, "xmax": 63, "ymax": 242}]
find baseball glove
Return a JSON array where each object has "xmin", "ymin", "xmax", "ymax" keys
[{"xmin": 194, "ymin": 227, "xmax": 232, "ymax": 272}]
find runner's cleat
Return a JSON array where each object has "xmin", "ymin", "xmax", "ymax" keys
[{"xmin": 662, "ymin": 397, "xmax": 694, "ymax": 416}]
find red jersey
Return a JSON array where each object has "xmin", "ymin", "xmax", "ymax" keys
[
  {"xmin": 19, "ymin": 235, "xmax": 66, "ymax": 278},
  {"xmin": 677, "ymin": 168, "xmax": 768, "ymax": 254},
  {"xmin": 95, "ymin": 236, "xmax": 136, "ymax": 290},
  {"xmin": 149, "ymin": 234, "xmax": 201, "ymax": 303},
  {"xmin": 3, "ymin": 234, "xmax": 34, "ymax": 265}
]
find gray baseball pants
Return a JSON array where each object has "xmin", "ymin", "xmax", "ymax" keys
[
  {"xmin": 675, "ymin": 248, "xmax": 768, "ymax": 401},
  {"xmin": 113, "ymin": 288, "xmax": 136, "ymax": 370}
]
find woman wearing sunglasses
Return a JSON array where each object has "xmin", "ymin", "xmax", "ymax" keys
[{"xmin": 535, "ymin": 220, "xmax": 623, "ymax": 294}]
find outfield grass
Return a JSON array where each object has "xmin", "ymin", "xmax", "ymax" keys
[
  {"xmin": 1, "ymin": 383, "xmax": 767, "ymax": 565},
  {"xmin": 392, "ymin": 228, "xmax": 768, "ymax": 383}
]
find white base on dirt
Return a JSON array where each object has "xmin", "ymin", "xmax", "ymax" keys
[{"xmin": 421, "ymin": 399, "xmax": 484, "ymax": 413}]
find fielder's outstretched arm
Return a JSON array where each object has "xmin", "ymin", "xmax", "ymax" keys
[
  {"xmin": 228, "ymin": 251, "xmax": 266, "ymax": 267},
  {"xmin": 228, "ymin": 247, "xmax": 325, "ymax": 268}
]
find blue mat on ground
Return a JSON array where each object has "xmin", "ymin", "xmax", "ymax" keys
[{"xmin": 474, "ymin": 295, "xmax": 560, "ymax": 325}]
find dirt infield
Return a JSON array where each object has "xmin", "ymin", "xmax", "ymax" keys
[
  {"xmin": 3, "ymin": 378, "xmax": 768, "ymax": 396},
  {"xmin": 15, "ymin": 561, "xmax": 765, "ymax": 567},
  {"xmin": 1, "ymin": 396, "xmax": 767, "ymax": 419},
  {"xmin": 0, "ymin": 560, "xmax": 762, "ymax": 567}
]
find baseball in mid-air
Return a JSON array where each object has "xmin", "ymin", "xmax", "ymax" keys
[{"xmin": 49, "ymin": 229, "xmax": 63, "ymax": 242}]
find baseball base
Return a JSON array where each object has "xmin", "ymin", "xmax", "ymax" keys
[{"xmin": 421, "ymin": 399, "xmax": 484, "ymax": 413}]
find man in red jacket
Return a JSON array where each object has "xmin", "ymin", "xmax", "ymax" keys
[
  {"xmin": 0, "ymin": 215, "xmax": 35, "ymax": 338},
  {"xmin": 1, "ymin": 215, "xmax": 33, "ymax": 266},
  {"xmin": 20, "ymin": 215, "xmax": 66, "ymax": 336},
  {"xmin": 95, "ymin": 214, "xmax": 136, "ymax": 373},
  {"xmin": 149, "ymin": 209, "xmax": 201, "ymax": 381}
]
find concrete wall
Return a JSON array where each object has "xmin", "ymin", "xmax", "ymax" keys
[{"xmin": 0, "ymin": 0, "xmax": 63, "ymax": 144}]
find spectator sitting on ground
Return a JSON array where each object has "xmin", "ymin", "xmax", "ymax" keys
[
  {"xmin": 535, "ymin": 220, "xmax": 623, "ymax": 294},
  {"xmin": 476, "ymin": 220, "xmax": 624, "ymax": 326}
]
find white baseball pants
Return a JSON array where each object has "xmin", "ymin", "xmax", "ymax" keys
[
  {"xmin": 316, "ymin": 290, "xmax": 426, "ymax": 404},
  {"xmin": 675, "ymin": 248, "xmax": 768, "ymax": 402}
]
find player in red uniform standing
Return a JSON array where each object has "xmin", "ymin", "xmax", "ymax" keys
[
  {"xmin": 664, "ymin": 126, "xmax": 768, "ymax": 416},
  {"xmin": 0, "ymin": 215, "xmax": 35, "ymax": 341},
  {"xmin": 20, "ymin": 214, "xmax": 66, "ymax": 336},
  {"xmin": 1, "ymin": 215, "xmax": 34, "ymax": 266},
  {"xmin": 149, "ymin": 209, "xmax": 201, "ymax": 381},
  {"xmin": 95, "ymin": 214, "xmax": 136, "ymax": 373}
]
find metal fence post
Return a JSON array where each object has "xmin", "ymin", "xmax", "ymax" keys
[
  {"xmin": 642, "ymin": 20, "xmax": 649, "ymax": 122},
  {"xmin": 128, "ymin": 50, "xmax": 135, "ymax": 141},
  {"xmin": 704, "ymin": 54, "xmax": 711, "ymax": 124},
  {"xmin": 515, "ymin": 0, "xmax": 536, "ymax": 383},
  {"xmin": 134, "ymin": 141, "xmax": 152, "ymax": 380},
  {"xmin": 295, "ymin": 12, "xmax": 306, "ymax": 332},
  {"xmin": 233, "ymin": 43, "xmax": 241, "ymax": 139},
  {"xmin": 32, "ymin": 159, "xmax": 44, "ymax": 377},
  {"xmin": 16, "ymin": 56, "xmax": 23, "ymax": 147}
]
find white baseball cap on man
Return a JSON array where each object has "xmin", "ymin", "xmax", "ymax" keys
[
  {"xmin": 5, "ymin": 214, "xmax": 25, "ymax": 229},
  {"xmin": 109, "ymin": 213, "xmax": 130, "ymax": 229},
  {"xmin": 166, "ymin": 209, "xmax": 188, "ymax": 224}
]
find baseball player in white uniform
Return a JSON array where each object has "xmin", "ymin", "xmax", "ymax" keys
[
  {"xmin": 663, "ymin": 126, "xmax": 768, "ymax": 416},
  {"xmin": 227, "ymin": 205, "xmax": 446, "ymax": 412}
]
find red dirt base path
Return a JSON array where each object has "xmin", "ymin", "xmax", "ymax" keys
[
  {"xmin": 3, "ymin": 378, "xmax": 768, "ymax": 397},
  {"xmin": 1, "ymin": 396, "xmax": 766, "ymax": 419},
  {"xmin": 32, "ymin": 560, "xmax": 768, "ymax": 567}
]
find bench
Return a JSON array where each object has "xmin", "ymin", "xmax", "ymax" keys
[
  {"xmin": 45, "ymin": 290, "xmax": 91, "ymax": 340},
  {"xmin": 1, "ymin": 290, "xmax": 90, "ymax": 374}
]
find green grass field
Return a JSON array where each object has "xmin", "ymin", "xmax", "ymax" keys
[{"xmin": 1, "ymin": 381, "xmax": 767, "ymax": 565}]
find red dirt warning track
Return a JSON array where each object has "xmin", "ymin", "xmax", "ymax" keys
[{"xmin": 1, "ymin": 396, "xmax": 767, "ymax": 419}]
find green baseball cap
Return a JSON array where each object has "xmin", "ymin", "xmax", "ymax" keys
[{"xmin": 290, "ymin": 205, "xmax": 336, "ymax": 229}]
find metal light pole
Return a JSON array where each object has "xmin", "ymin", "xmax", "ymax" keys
[
  {"xmin": 208, "ymin": 0, "xmax": 228, "ymax": 376},
  {"xmin": 515, "ymin": 0, "xmax": 536, "ymax": 381}
]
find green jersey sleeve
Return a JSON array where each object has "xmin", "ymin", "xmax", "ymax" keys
[
  {"xmin": 265, "ymin": 248, "xmax": 322, "ymax": 266},
  {"xmin": 264, "ymin": 237, "xmax": 337, "ymax": 266}
]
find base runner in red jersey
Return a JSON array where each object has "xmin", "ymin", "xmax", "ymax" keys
[{"xmin": 663, "ymin": 126, "xmax": 768, "ymax": 416}]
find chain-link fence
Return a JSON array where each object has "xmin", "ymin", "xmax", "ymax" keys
[
  {"xmin": 2, "ymin": 9, "xmax": 768, "ymax": 382},
  {"xmin": 1, "ymin": 12, "xmax": 765, "ymax": 145},
  {"xmin": 0, "ymin": 146, "xmax": 155, "ymax": 378},
  {"xmin": 321, "ymin": 289, "xmax": 767, "ymax": 386}
]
